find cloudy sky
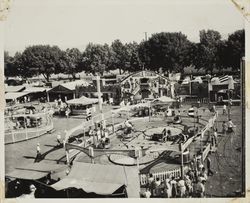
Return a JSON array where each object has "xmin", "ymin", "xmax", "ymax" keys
[{"xmin": 4, "ymin": 0, "xmax": 244, "ymax": 55}]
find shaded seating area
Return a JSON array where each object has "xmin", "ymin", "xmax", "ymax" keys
[
  {"xmin": 5, "ymin": 163, "xmax": 69, "ymax": 198},
  {"xmin": 51, "ymin": 162, "xmax": 140, "ymax": 198}
]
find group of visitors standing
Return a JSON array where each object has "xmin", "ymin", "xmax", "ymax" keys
[{"xmin": 143, "ymin": 154, "xmax": 212, "ymax": 198}]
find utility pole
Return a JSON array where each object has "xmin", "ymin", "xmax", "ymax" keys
[
  {"xmin": 96, "ymin": 75, "xmax": 102, "ymax": 113},
  {"xmin": 144, "ymin": 32, "xmax": 148, "ymax": 41}
]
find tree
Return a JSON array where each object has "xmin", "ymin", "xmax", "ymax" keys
[
  {"xmin": 109, "ymin": 39, "xmax": 128, "ymax": 74},
  {"xmin": 61, "ymin": 48, "xmax": 83, "ymax": 79},
  {"xmin": 138, "ymin": 32, "xmax": 192, "ymax": 73},
  {"xmin": 138, "ymin": 40, "xmax": 151, "ymax": 70},
  {"xmin": 193, "ymin": 30, "xmax": 222, "ymax": 73},
  {"xmin": 226, "ymin": 29, "xmax": 245, "ymax": 70},
  {"xmin": 83, "ymin": 43, "xmax": 110, "ymax": 75},
  {"xmin": 124, "ymin": 42, "xmax": 141, "ymax": 73},
  {"xmin": 4, "ymin": 51, "xmax": 15, "ymax": 78},
  {"xmin": 21, "ymin": 45, "xmax": 64, "ymax": 81}
]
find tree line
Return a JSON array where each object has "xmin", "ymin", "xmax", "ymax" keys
[{"xmin": 4, "ymin": 29, "xmax": 244, "ymax": 82}]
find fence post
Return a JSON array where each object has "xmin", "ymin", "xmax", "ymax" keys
[
  {"xmin": 83, "ymin": 124, "xmax": 85, "ymax": 141},
  {"xmin": 11, "ymin": 129, "xmax": 15, "ymax": 143},
  {"xmin": 64, "ymin": 142, "xmax": 70, "ymax": 165},
  {"xmin": 180, "ymin": 143, "xmax": 184, "ymax": 179},
  {"xmin": 36, "ymin": 116, "xmax": 39, "ymax": 138},
  {"xmin": 111, "ymin": 113, "xmax": 115, "ymax": 133},
  {"xmin": 25, "ymin": 117, "xmax": 28, "ymax": 140}
]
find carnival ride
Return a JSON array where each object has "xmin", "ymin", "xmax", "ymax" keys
[{"xmin": 4, "ymin": 104, "xmax": 54, "ymax": 144}]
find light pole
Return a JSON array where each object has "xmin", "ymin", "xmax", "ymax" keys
[{"xmin": 206, "ymin": 74, "xmax": 212, "ymax": 104}]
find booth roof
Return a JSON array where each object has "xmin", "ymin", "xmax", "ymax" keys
[
  {"xmin": 5, "ymin": 85, "xmax": 26, "ymax": 93},
  {"xmin": 5, "ymin": 92, "xmax": 29, "ymax": 100},
  {"xmin": 6, "ymin": 163, "xmax": 68, "ymax": 180},
  {"xmin": 60, "ymin": 80, "xmax": 89, "ymax": 91},
  {"xmin": 51, "ymin": 162, "xmax": 140, "ymax": 197},
  {"xmin": 23, "ymin": 87, "xmax": 51, "ymax": 93},
  {"xmin": 66, "ymin": 96, "xmax": 98, "ymax": 105}
]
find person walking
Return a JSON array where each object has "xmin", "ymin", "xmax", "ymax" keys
[
  {"xmin": 212, "ymin": 105, "xmax": 216, "ymax": 113},
  {"xmin": 222, "ymin": 121, "xmax": 227, "ymax": 135},
  {"xmin": 207, "ymin": 154, "xmax": 214, "ymax": 176},
  {"xmin": 154, "ymin": 178, "xmax": 162, "ymax": 197},
  {"xmin": 170, "ymin": 176, "xmax": 177, "ymax": 198},
  {"xmin": 227, "ymin": 119, "xmax": 235, "ymax": 133},
  {"xmin": 164, "ymin": 176, "xmax": 172, "ymax": 198},
  {"xmin": 143, "ymin": 188, "xmax": 151, "ymax": 198},
  {"xmin": 147, "ymin": 174, "xmax": 154, "ymax": 195},
  {"xmin": 177, "ymin": 178, "xmax": 186, "ymax": 198},
  {"xmin": 213, "ymin": 129, "xmax": 218, "ymax": 146},
  {"xmin": 184, "ymin": 175, "xmax": 193, "ymax": 197},
  {"xmin": 35, "ymin": 143, "xmax": 42, "ymax": 162},
  {"xmin": 194, "ymin": 179, "xmax": 205, "ymax": 197},
  {"xmin": 56, "ymin": 134, "xmax": 62, "ymax": 146},
  {"xmin": 223, "ymin": 104, "xmax": 227, "ymax": 115}
]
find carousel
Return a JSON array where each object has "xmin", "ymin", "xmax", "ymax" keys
[{"xmin": 4, "ymin": 105, "xmax": 54, "ymax": 144}]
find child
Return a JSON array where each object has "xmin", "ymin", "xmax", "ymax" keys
[
  {"xmin": 222, "ymin": 121, "xmax": 227, "ymax": 135},
  {"xmin": 227, "ymin": 119, "xmax": 235, "ymax": 133}
]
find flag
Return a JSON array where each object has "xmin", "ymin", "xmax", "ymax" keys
[{"xmin": 219, "ymin": 75, "xmax": 229, "ymax": 83}]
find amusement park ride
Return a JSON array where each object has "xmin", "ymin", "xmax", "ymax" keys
[{"xmin": 63, "ymin": 104, "xmax": 217, "ymax": 181}]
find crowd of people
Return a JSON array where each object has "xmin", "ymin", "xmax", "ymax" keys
[{"xmin": 142, "ymin": 153, "xmax": 214, "ymax": 198}]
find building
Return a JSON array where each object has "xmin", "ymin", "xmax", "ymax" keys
[
  {"xmin": 119, "ymin": 70, "xmax": 171, "ymax": 103},
  {"xmin": 75, "ymin": 71, "xmax": 174, "ymax": 105},
  {"xmin": 47, "ymin": 80, "xmax": 89, "ymax": 102}
]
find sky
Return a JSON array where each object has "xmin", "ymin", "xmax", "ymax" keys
[{"xmin": 4, "ymin": 0, "xmax": 245, "ymax": 55}]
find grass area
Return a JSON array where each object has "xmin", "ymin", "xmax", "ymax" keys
[{"xmin": 205, "ymin": 106, "xmax": 243, "ymax": 197}]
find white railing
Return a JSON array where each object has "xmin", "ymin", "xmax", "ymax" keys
[
  {"xmin": 140, "ymin": 168, "xmax": 181, "ymax": 186},
  {"xmin": 5, "ymin": 112, "xmax": 54, "ymax": 144},
  {"xmin": 183, "ymin": 97, "xmax": 209, "ymax": 104},
  {"xmin": 202, "ymin": 143, "xmax": 211, "ymax": 162}
]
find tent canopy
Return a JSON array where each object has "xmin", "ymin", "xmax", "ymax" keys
[
  {"xmin": 152, "ymin": 96, "xmax": 175, "ymax": 103},
  {"xmin": 51, "ymin": 162, "xmax": 140, "ymax": 197},
  {"xmin": 66, "ymin": 96, "xmax": 98, "ymax": 106},
  {"xmin": 5, "ymin": 92, "xmax": 29, "ymax": 100},
  {"xmin": 6, "ymin": 163, "xmax": 68, "ymax": 180},
  {"xmin": 5, "ymin": 85, "xmax": 26, "ymax": 93}
]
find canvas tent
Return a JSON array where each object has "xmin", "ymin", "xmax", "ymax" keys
[
  {"xmin": 6, "ymin": 163, "xmax": 69, "ymax": 180},
  {"xmin": 5, "ymin": 92, "xmax": 30, "ymax": 102},
  {"xmin": 51, "ymin": 162, "xmax": 140, "ymax": 198}
]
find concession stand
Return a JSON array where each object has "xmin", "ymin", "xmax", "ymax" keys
[{"xmin": 66, "ymin": 96, "xmax": 98, "ymax": 117}]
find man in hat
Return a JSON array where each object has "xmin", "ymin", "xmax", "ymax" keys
[{"xmin": 56, "ymin": 134, "xmax": 62, "ymax": 147}]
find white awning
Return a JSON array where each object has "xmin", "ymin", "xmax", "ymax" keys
[
  {"xmin": 66, "ymin": 96, "xmax": 98, "ymax": 105},
  {"xmin": 5, "ymin": 92, "xmax": 29, "ymax": 100},
  {"xmin": 51, "ymin": 162, "xmax": 140, "ymax": 197}
]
